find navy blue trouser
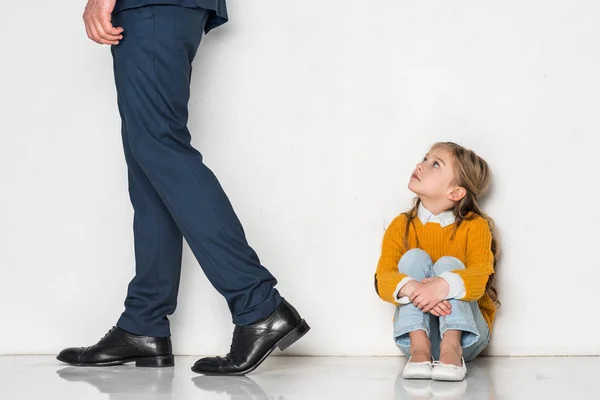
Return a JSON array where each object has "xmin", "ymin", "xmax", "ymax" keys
[{"xmin": 111, "ymin": 5, "xmax": 282, "ymax": 337}]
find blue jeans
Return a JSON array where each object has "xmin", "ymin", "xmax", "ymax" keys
[{"xmin": 394, "ymin": 249, "xmax": 490, "ymax": 361}]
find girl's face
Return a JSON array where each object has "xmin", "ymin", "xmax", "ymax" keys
[{"xmin": 408, "ymin": 147, "xmax": 458, "ymax": 201}]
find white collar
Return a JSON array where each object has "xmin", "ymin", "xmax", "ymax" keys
[{"xmin": 417, "ymin": 203, "xmax": 456, "ymax": 228}]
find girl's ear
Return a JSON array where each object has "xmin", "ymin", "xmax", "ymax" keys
[{"xmin": 447, "ymin": 186, "xmax": 467, "ymax": 202}]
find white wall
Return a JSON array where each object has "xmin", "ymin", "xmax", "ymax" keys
[{"xmin": 1, "ymin": 0, "xmax": 599, "ymax": 356}]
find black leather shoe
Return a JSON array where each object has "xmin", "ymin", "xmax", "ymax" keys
[
  {"xmin": 191, "ymin": 299, "xmax": 310, "ymax": 375},
  {"xmin": 56, "ymin": 327, "xmax": 174, "ymax": 367}
]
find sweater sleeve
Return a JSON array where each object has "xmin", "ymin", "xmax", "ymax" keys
[
  {"xmin": 453, "ymin": 217, "xmax": 495, "ymax": 301},
  {"xmin": 374, "ymin": 215, "xmax": 409, "ymax": 304}
]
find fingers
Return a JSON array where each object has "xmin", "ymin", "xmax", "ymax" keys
[
  {"xmin": 84, "ymin": 9, "xmax": 123, "ymax": 45},
  {"xmin": 434, "ymin": 303, "xmax": 449, "ymax": 316},
  {"xmin": 101, "ymin": 15, "xmax": 124, "ymax": 37},
  {"xmin": 429, "ymin": 301, "xmax": 453, "ymax": 317},
  {"xmin": 409, "ymin": 288, "xmax": 423, "ymax": 303},
  {"xmin": 410, "ymin": 292, "xmax": 419, "ymax": 306},
  {"xmin": 422, "ymin": 301, "xmax": 435, "ymax": 313},
  {"xmin": 84, "ymin": 21, "xmax": 93, "ymax": 42},
  {"xmin": 440, "ymin": 300, "xmax": 452, "ymax": 316},
  {"xmin": 437, "ymin": 302, "xmax": 448, "ymax": 313},
  {"xmin": 412, "ymin": 294, "xmax": 430, "ymax": 311},
  {"xmin": 86, "ymin": 20, "xmax": 99, "ymax": 43},
  {"xmin": 93, "ymin": 18, "xmax": 121, "ymax": 44},
  {"xmin": 409, "ymin": 291, "xmax": 417, "ymax": 303}
]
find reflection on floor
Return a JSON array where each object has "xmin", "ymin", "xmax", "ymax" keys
[{"xmin": 1, "ymin": 356, "xmax": 599, "ymax": 399}]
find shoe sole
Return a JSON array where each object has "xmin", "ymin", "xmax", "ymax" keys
[
  {"xmin": 431, "ymin": 375, "xmax": 466, "ymax": 382},
  {"xmin": 191, "ymin": 319, "xmax": 311, "ymax": 376},
  {"xmin": 403, "ymin": 373, "xmax": 431, "ymax": 380},
  {"xmin": 55, "ymin": 354, "xmax": 175, "ymax": 368}
]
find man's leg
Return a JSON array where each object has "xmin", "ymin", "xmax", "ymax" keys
[
  {"xmin": 57, "ymin": 5, "xmax": 308, "ymax": 371},
  {"xmin": 116, "ymin": 118, "xmax": 184, "ymax": 338},
  {"xmin": 111, "ymin": 5, "xmax": 282, "ymax": 327},
  {"xmin": 113, "ymin": 5, "xmax": 309, "ymax": 374}
]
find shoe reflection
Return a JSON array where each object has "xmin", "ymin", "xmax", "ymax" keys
[
  {"xmin": 192, "ymin": 375, "xmax": 275, "ymax": 400},
  {"xmin": 395, "ymin": 375, "xmax": 432, "ymax": 400},
  {"xmin": 56, "ymin": 366, "xmax": 174, "ymax": 399},
  {"xmin": 394, "ymin": 359, "xmax": 497, "ymax": 400},
  {"xmin": 394, "ymin": 372, "xmax": 468, "ymax": 400},
  {"xmin": 430, "ymin": 380, "xmax": 468, "ymax": 399}
]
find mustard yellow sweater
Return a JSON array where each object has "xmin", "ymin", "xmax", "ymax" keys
[{"xmin": 375, "ymin": 212, "xmax": 496, "ymax": 330}]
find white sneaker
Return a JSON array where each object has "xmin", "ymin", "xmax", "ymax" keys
[
  {"xmin": 402, "ymin": 357, "xmax": 433, "ymax": 379},
  {"xmin": 431, "ymin": 357, "xmax": 467, "ymax": 381}
]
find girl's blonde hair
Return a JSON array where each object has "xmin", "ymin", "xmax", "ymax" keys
[{"xmin": 403, "ymin": 142, "xmax": 500, "ymax": 307}]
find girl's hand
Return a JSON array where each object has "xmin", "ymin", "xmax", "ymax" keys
[
  {"xmin": 399, "ymin": 280, "xmax": 424, "ymax": 298},
  {"xmin": 429, "ymin": 300, "xmax": 452, "ymax": 317},
  {"xmin": 409, "ymin": 277, "xmax": 450, "ymax": 312}
]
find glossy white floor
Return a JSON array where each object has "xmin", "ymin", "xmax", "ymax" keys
[{"xmin": 1, "ymin": 356, "xmax": 599, "ymax": 399}]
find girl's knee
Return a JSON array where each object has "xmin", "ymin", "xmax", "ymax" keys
[
  {"xmin": 398, "ymin": 248, "xmax": 432, "ymax": 275},
  {"xmin": 433, "ymin": 256, "xmax": 465, "ymax": 276}
]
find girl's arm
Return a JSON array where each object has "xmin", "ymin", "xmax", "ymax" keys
[
  {"xmin": 374, "ymin": 214, "xmax": 410, "ymax": 304},
  {"xmin": 452, "ymin": 217, "xmax": 495, "ymax": 301}
]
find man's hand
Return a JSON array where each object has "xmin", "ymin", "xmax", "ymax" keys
[
  {"xmin": 83, "ymin": 0, "xmax": 123, "ymax": 45},
  {"xmin": 409, "ymin": 277, "xmax": 450, "ymax": 313}
]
